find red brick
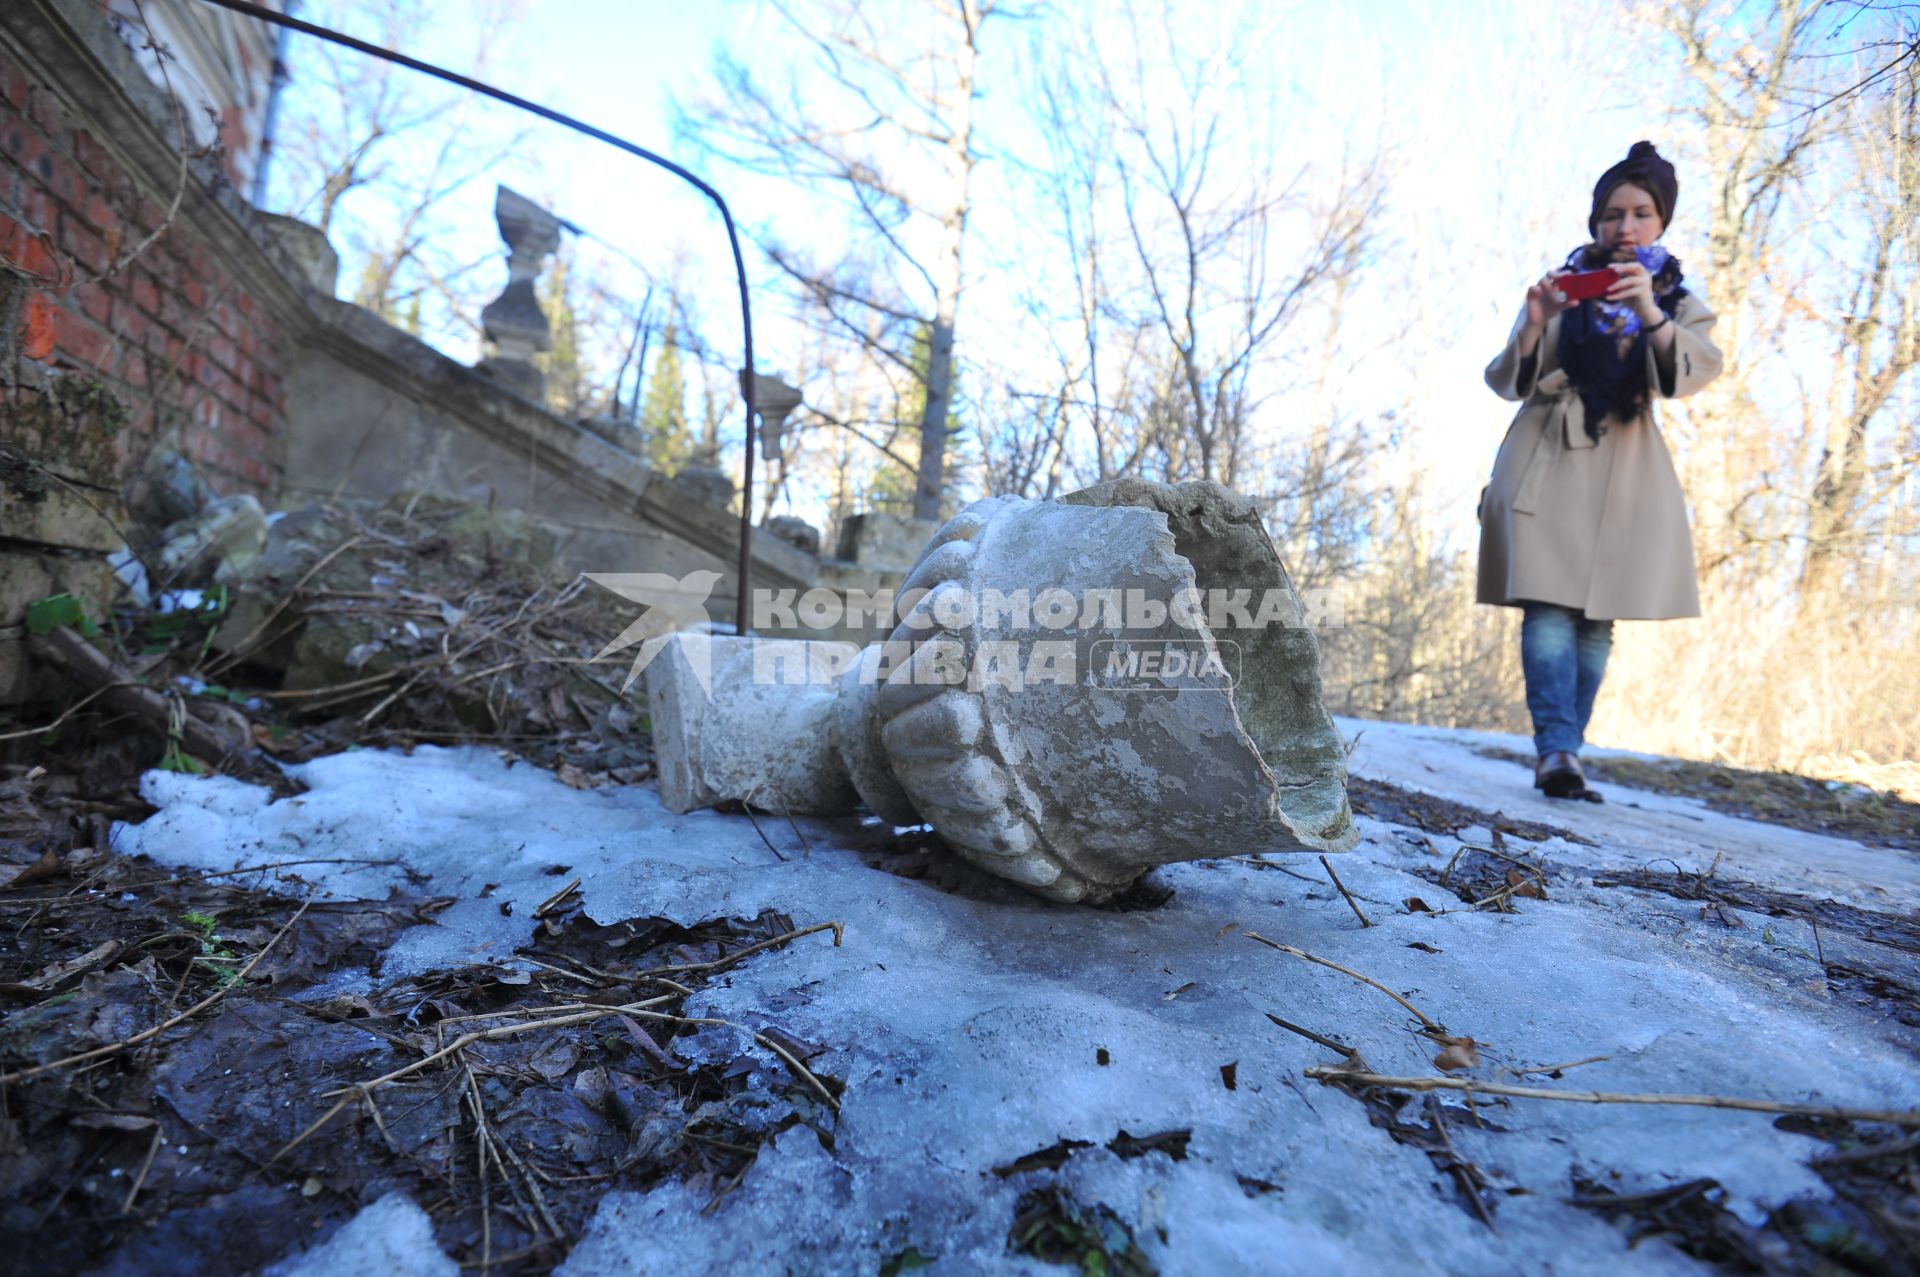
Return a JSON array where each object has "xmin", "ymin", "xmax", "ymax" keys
[
  {"xmin": 60, "ymin": 216, "xmax": 108, "ymax": 274},
  {"xmin": 180, "ymin": 275, "xmax": 207, "ymax": 309},
  {"xmin": 129, "ymin": 268, "xmax": 160, "ymax": 317},
  {"xmin": 0, "ymin": 57, "xmax": 28, "ymax": 111},
  {"xmin": 116, "ymin": 302, "xmax": 148, "ymax": 348},
  {"xmin": 70, "ymin": 128, "xmax": 110, "ymax": 178},
  {"xmin": 5, "ymin": 122, "xmax": 47, "ymax": 179},
  {"xmin": 80, "ymin": 192, "xmax": 119, "ymax": 239},
  {"xmin": 21, "ymin": 292, "xmax": 56, "ymax": 360},
  {"xmin": 22, "ymin": 185, "xmax": 56, "ymax": 235},
  {"xmin": 50, "ymin": 306, "xmax": 112, "ymax": 371},
  {"xmin": 207, "ymin": 332, "xmax": 237, "ymax": 373},
  {"xmin": 25, "ymin": 87, "xmax": 66, "ymax": 145},
  {"xmin": 41, "ymin": 150, "xmax": 84, "ymax": 208},
  {"xmin": 73, "ymin": 280, "xmax": 111, "ymax": 325},
  {"xmin": 134, "ymin": 195, "xmax": 167, "ymax": 235},
  {"xmin": 5, "ymin": 225, "xmax": 57, "ymax": 280},
  {"xmin": 122, "ymin": 352, "xmax": 150, "ymax": 389}
]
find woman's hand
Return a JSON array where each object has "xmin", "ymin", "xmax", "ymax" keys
[
  {"xmin": 1518, "ymin": 270, "xmax": 1571, "ymax": 356},
  {"xmin": 1605, "ymin": 260, "xmax": 1663, "ymax": 326},
  {"xmin": 1524, "ymin": 270, "xmax": 1573, "ymax": 331}
]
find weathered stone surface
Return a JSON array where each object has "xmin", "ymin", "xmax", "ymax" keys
[
  {"xmin": 863, "ymin": 485, "xmax": 1355, "ymax": 902},
  {"xmin": 668, "ymin": 467, "xmax": 736, "ymax": 509},
  {"xmin": 0, "ymin": 459, "xmax": 124, "ymax": 554},
  {"xmin": 764, "ymin": 515, "xmax": 821, "ymax": 557},
  {"xmin": 647, "ymin": 634, "xmax": 859, "ymax": 815},
  {"xmin": 256, "ymin": 213, "xmax": 340, "ymax": 298},
  {"xmin": 833, "ymin": 512, "xmax": 940, "ymax": 569},
  {"xmin": 647, "ymin": 481, "xmax": 1357, "ymax": 904},
  {"xmin": 0, "ymin": 550, "xmax": 114, "ymax": 699}
]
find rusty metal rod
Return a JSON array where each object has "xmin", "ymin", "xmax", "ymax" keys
[{"xmin": 193, "ymin": 0, "xmax": 760, "ymax": 634}]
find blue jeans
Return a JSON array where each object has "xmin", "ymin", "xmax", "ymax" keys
[{"xmin": 1520, "ymin": 602, "xmax": 1613, "ymax": 756}]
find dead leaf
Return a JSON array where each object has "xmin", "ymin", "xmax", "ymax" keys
[
  {"xmin": 1163, "ymin": 982, "xmax": 1196, "ymax": 1001},
  {"xmin": 0, "ymin": 848, "xmax": 60, "ymax": 891},
  {"xmin": 527, "ymin": 1037, "xmax": 580, "ymax": 1082},
  {"xmin": 1219, "ymin": 1061, "xmax": 1238, "ymax": 1091},
  {"xmin": 1214, "ymin": 920, "xmax": 1241, "ymax": 939},
  {"xmin": 1506, "ymin": 868, "xmax": 1546, "ymax": 900},
  {"xmin": 1407, "ymin": 941, "xmax": 1443, "ymax": 954},
  {"xmin": 617, "ymin": 1014, "xmax": 678, "ymax": 1072},
  {"xmin": 1432, "ymin": 1037, "xmax": 1482, "ymax": 1072},
  {"xmin": 22, "ymin": 940, "xmax": 119, "ymax": 991},
  {"xmin": 1095, "ymin": 1047, "xmax": 1110, "ymax": 1066},
  {"xmin": 992, "ymin": 1138, "xmax": 1093, "ymax": 1177},
  {"xmin": 1405, "ymin": 897, "xmax": 1434, "ymax": 913},
  {"xmin": 1107, "ymin": 1128, "xmax": 1191, "ymax": 1161}
]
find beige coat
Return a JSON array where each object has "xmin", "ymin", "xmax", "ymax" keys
[{"xmin": 1476, "ymin": 291, "xmax": 1723, "ymax": 620}]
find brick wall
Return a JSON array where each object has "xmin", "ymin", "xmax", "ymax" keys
[{"xmin": 0, "ymin": 38, "xmax": 287, "ymax": 501}]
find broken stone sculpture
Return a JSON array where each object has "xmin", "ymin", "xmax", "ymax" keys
[{"xmin": 646, "ymin": 480, "xmax": 1357, "ymax": 903}]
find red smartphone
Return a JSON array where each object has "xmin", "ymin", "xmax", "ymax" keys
[{"xmin": 1557, "ymin": 269, "xmax": 1620, "ymax": 302}]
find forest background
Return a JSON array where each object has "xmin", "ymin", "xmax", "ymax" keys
[{"xmin": 253, "ymin": 0, "xmax": 1919, "ymax": 786}]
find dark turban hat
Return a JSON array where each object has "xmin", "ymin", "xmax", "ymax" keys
[{"xmin": 1589, "ymin": 141, "xmax": 1678, "ymax": 236}]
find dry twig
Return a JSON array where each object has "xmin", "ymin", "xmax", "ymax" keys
[
  {"xmin": 0, "ymin": 892, "xmax": 314, "ymax": 1085},
  {"xmin": 1302, "ymin": 1068, "xmax": 1920, "ymax": 1127},
  {"xmin": 1319, "ymin": 854, "xmax": 1373, "ymax": 927},
  {"xmin": 1244, "ymin": 931, "xmax": 1441, "ymax": 1031}
]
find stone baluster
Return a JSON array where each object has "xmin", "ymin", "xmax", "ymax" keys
[{"xmin": 477, "ymin": 185, "xmax": 563, "ymax": 399}]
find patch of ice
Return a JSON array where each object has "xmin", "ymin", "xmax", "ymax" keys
[
  {"xmin": 114, "ymin": 739, "xmax": 1920, "ymax": 1276},
  {"xmin": 264, "ymin": 1192, "xmax": 456, "ymax": 1277}
]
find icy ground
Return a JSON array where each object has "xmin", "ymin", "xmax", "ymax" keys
[{"xmin": 117, "ymin": 718, "xmax": 1920, "ymax": 1276}]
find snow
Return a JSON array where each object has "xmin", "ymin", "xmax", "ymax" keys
[
  {"xmin": 113, "ymin": 723, "xmax": 1920, "ymax": 1275},
  {"xmin": 264, "ymin": 1192, "xmax": 458, "ymax": 1277}
]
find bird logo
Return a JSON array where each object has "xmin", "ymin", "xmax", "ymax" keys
[{"xmin": 583, "ymin": 569, "xmax": 724, "ymax": 695}]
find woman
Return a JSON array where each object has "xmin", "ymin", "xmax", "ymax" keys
[{"xmin": 1477, "ymin": 141, "xmax": 1723, "ymax": 799}]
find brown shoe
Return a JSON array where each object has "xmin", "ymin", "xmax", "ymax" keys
[{"xmin": 1535, "ymin": 751, "xmax": 1586, "ymax": 798}]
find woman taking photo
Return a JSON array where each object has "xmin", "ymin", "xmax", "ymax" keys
[{"xmin": 1477, "ymin": 141, "xmax": 1724, "ymax": 799}]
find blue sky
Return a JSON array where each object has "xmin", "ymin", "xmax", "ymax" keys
[{"xmin": 266, "ymin": 0, "xmax": 1777, "ymax": 531}]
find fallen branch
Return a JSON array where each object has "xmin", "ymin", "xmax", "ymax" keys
[
  {"xmin": 0, "ymin": 892, "xmax": 314, "ymax": 1085},
  {"xmin": 1302, "ymin": 1068, "xmax": 1920, "ymax": 1128},
  {"xmin": 28, "ymin": 627, "xmax": 245, "ymax": 767}
]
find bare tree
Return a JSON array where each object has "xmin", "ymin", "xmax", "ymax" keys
[
  {"xmin": 679, "ymin": 0, "xmax": 996, "ymax": 522},
  {"xmin": 1802, "ymin": 24, "xmax": 1920, "ymax": 592},
  {"xmin": 996, "ymin": 0, "xmax": 1382, "ymax": 513},
  {"xmin": 269, "ymin": 0, "xmax": 527, "ymax": 335}
]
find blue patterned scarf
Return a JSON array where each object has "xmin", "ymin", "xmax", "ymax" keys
[{"xmin": 1555, "ymin": 243, "xmax": 1687, "ymax": 441}]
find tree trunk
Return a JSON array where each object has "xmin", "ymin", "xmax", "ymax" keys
[{"xmin": 912, "ymin": 3, "xmax": 981, "ymax": 523}]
